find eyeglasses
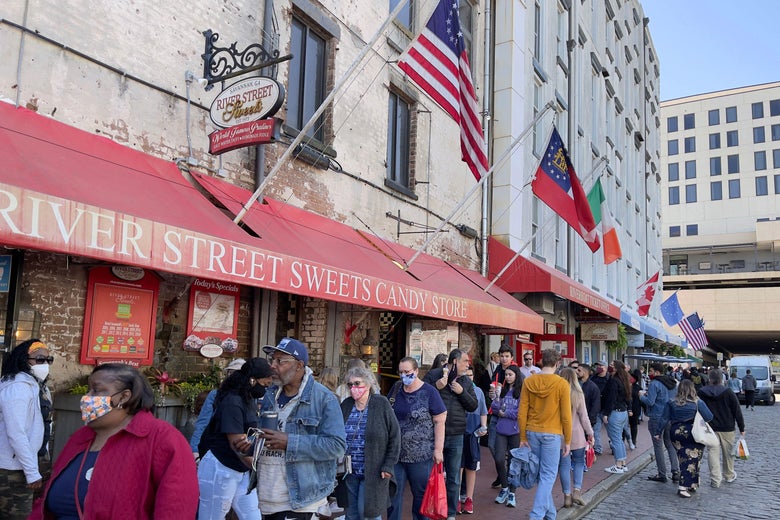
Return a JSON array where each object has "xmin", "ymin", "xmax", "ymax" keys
[
  {"xmin": 398, "ymin": 370, "xmax": 415, "ymax": 376},
  {"xmin": 29, "ymin": 356, "xmax": 54, "ymax": 365},
  {"xmin": 269, "ymin": 357, "xmax": 296, "ymax": 366},
  {"xmin": 524, "ymin": 358, "xmax": 533, "ymax": 362},
  {"xmin": 346, "ymin": 382, "xmax": 365, "ymax": 388}
]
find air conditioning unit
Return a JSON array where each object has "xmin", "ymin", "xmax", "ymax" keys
[{"xmin": 524, "ymin": 293, "xmax": 555, "ymax": 314}]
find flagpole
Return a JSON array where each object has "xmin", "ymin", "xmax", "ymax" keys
[
  {"xmin": 233, "ymin": 0, "xmax": 412, "ymax": 225},
  {"xmin": 405, "ymin": 101, "xmax": 556, "ymax": 268},
  {"xmin": 484, "ymin": 156, "xmax": 610, "ymax": 293}
]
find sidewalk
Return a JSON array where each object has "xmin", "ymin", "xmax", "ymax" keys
[{"xmin": 399, "ymin": 425, "xmax": 654, "ymax": 519}]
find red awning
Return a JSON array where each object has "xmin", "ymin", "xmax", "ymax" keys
[
  {"xmin": 0, "ymin": 102, "xmax": 542, "ymax": 332},
  {"xmin": 194, "ymin": 173, "xmax": 544, "ymax": 333},
  {"xmin": 487, "ymin": 237, "xmax": 621, "ymax": 319}
]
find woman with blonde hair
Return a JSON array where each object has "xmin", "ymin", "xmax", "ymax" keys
[
  {"xmin": 557, "ymin": 367, "xmax": 594, "ymax": 507},
  {"xmin": 655, "ymin": 379, "xmax": 713, "ymax": 498},
  {"xmin": 318, "ymin": 367, "xmax": 339, "ymax": 394}
]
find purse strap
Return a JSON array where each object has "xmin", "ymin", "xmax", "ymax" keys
[{"xmin": 388, "ymin": 381, "xmax": 402, "ymax": 407}]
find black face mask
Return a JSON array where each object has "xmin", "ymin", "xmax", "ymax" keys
[{"xmin": 250, "ymin": 384, "xmax": 266, "ymax": 399}]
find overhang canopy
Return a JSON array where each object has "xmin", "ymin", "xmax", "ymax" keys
[
  {"xmin": 487, "ymin": 237, "xmax": 621, "ymax": 319},
  {"xmin": 0, "ymin": 102, "xmax": 543, "ymax": 333}
]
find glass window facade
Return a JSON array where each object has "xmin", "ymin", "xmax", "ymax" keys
[
  {"xmin": 726, "ymin": 106, "xmax": 737, "ymax": 123},
  {"xmin": 728, "ymin": 179, "xmax": 740, "ymax": 198},
  {"xmin": 754, "ymin": 126, "xmax": 766, "ymax": 143},
  {"xmin": 726, "ymin": 130, "xmax": 739, "ymax": 147},
  {"xmin": 685, "ymin": 184, "xmax": 697, "ymax": 203},
  {"xmin": 669, "ymin": 225, "xmax": 681, "ymax": 237},
  {"xmin": 711, "ymin": 181, "xmax": 722, "ymax": 200},
  {"xmin": 686, "ymin": 224, "xmax": 698, "ymax": 236},
  {"xmin": 669, "ymin": 186, "xmax": 680, "ymax": 205},
  {"xmin": 667, "ymin": 116, "xmax": 678, "ymax": 132},
  {"xmin": 386, "ymin": 91, "xmax": 411, "ymax": 187},
  {"xmin": 709, "ymin": 133, "xmax": 721, "ymax": 149},
  {"xmin": 684, "ymin": 136, "xmax": 695, "ymax": 153},
  {"xmin": 771, "ymin": 99, "xmax": 780, "ymax": 117},
  {"xmin": 668, "ymin": 139, "xmax": 679, "ymax": 155},
  {"xmin": 727, "ymin": 154, "xmax": 740, "ymax": 173},
  {"xmin": 685, "ymin": 160, "xmax": 696, "ymax": 178},
  {"xmin": 752, "ymin": 102, "xmax": 764, "ymax": 119},
  {"xmin": 756, "ymin": 176, "xmax": 769, "ymax": 196},
  {"xmin": 668, "ymin": 162, "xmax": 679, "ymax": 181},
  {"xmin": 710, "ymin": 156, "xmax": 722, "ymax": 175},
  {"xmin": 684, "ymin": 113, "xmax": 695, "ymax": 129},
  {"xmin": 708, "ymin": 109, "xmax": 720, "ymax": 126},
  {"xmin": 755, "ymin": 150, "xmax": 767, "ymax": 170},
  {"xmin": 772, "ymin": 124, "xmax": 780, "ymax": 141}
]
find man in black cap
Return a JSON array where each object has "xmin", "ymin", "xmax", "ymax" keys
[{"xmin": 254, "ymin": 338, "xmax": 347, "ymax": 520}]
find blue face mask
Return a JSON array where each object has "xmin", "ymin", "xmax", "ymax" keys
[{"xmin": 401, "ymin": 373, "xmax": 417, "ymax": 386}]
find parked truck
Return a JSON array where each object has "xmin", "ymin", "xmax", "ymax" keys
[{"xmin": 728, "ymin": 355, "xmax": 776, "ymax": 405}]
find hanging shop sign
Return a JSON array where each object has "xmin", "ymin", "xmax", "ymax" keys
[
  {"xmin": 209, "ymin": 118, "xmax": 281, "ymax": 155},
  {"xmin": 183, "ymin": 278, "xmax": 241, "ymax": 357},
  {"xmin": 80, "ymin": 266, "xmax": 159, "ymax": 366},
  {"xmin": 209, "ymin": 76, "xmax": 285, "ymax": 129},
  {"xmin": 580, "ymin": 322, "xmax": 619, "ymax": 341}
]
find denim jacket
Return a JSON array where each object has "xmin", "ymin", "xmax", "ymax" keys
[{"xmin": 260, "ymin": 369, "xmax": 347, "ymax": 509}]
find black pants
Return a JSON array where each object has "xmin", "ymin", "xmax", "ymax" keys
[
  {"xmin": 744, "ymin": 390, "xmax": 756, "ymax": 408},
  {"xmin": 263, "ymin": 512, "xmax": 315, "ymax": 520}
]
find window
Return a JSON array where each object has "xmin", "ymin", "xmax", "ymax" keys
[
  {"xmin": 390, "ymin": 0, "xmax": 413, "ymax": 30},
  {"xmin": 771, "ymin": 99, "xmax": 780, "ymax": 117},
  {"xmin": 685, "ymin": 160, "xmax": 696, "ymax": 179},
  {"xmin": 683, "ymin": 113, "xmax": 695, "ymax": 129},
  {"xmin": 756, "ymin": 176, "xmax": 769, "ymax": 196},
  {"xmin": 711, "ymin": 181, "xmax": 722, "ymax": 200},
  {"xmin": 727, "ymin": 154, "xmax": 740, "ymax": 173},
  {"xmin": 684, "ymin": 136, "xmax": 695, "ymax": 153},
  {"xmin": 728, "ymin": 179, "xmax": 740, "ymax": 198},
  {"xmin": 754, "ymin": 126, "xmax": 766, "ymax": 143},
  {"xmin": 533, "ymin": 1, "xmax": 542, "ymax": 60},
  {"xmin": 709, "ymin": 133, "xmax": 721, "ymax": 149},
  {"xmin": 755, "ymin": 150, "xmax": 767, "ymax": 170},
  {"xmin": 668, "ymin": 139, "xmax": 679, "ymax": 155},
  {"xmin": 726, "ymin": 130, "xmax": 739, "ymax": 147},
  {"xmin": 774, "ymin": 175, "xmax": 780, "ymax": 194},
  {"xmin": 668, "ymin": 162, "xmax": 679, "ymax": 181},
  {"xmin": 710, "ymin": 156, "xmax": 722, "ymax": 175},
  {"xmin": 726, "ymin": 106, "xmax": 737, "ymax": 123},
  {"xmin": 667, "ymin": 116, "xmax": 678, "ymax": 132},
  {"xmin": 459, "ymin": 1, "xmax": 474, "ymax": 64},
  {"xmin": 685, "ymin": 184, "xmax": 697, "ymax": 203},
  {"xmin": 288, "ymin": 16, "xmax": 328, "ymax": 141},
  {"xmin": 752, "ymin": 102, "xmax": 764, "ymax": 119},
  {"xmin": 386, "ymin": 91, "xmax": 411, "ymax": 189},
  {"xmin": 686, "ymin": 224, "xmax": 698, "ymax": 236},
  {"xmin": 668, "ymin": 186, "xmax": 680, "ymax": 205},
  {"xmin": 772, "ymin": 124, "xmax": 780, "ymax": 141},
  {"xmin": 774, "ymin": 149, "xmax": 780, "ymax": 168},
  {"xmin": 669, "ymin": 225, "xmax": 681, "ymax": 237},
  {"xmin": 708, "ymin": 109, "xmax": 720, "ymax": 126}
]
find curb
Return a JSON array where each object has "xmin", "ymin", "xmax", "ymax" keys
[{"xmin": 555, "ymin": 449, "xmax": 654, "ymax": 520}]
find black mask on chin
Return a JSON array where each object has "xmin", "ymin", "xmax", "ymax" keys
[{"xmin": 250, "ymin": 384, "xmax": 266, "ymax": 399}]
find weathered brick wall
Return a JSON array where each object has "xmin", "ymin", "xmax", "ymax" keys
[{"xmin": 299, "ymin": 298, "xmax": 328, "ymax": 374}]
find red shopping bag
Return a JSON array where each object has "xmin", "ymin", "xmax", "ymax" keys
[
  {"xmin": 420, "ymin": 462, "xmax": 447, "ymax": 520},
  {"xmin": 585, "ymin": 444, "xmax": 596, "ymax": 468}
]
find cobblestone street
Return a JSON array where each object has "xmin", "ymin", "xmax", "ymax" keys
[{"xmin": 579, "ymin": 397, "xmax": 779, "ymax": 520}]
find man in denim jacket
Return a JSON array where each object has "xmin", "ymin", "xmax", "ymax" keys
[
  {"xmin": 639, "ymin": 363, "xmax": 680, "ymax": 483},
  {"xmin": 256, "ymin": 338, "xmax": 346, "ymax": 520}
]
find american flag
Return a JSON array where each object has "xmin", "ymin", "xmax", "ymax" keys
[
  {"xmin": 398, "ymin": 0, "xmax": 488, "ymax": 181},
  {"xmin": 679, "ymin": 312, "xmax": 708, "ymax": 351}
]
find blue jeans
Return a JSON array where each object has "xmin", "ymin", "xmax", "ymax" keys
[
  {"xmin": 648, "ymin": 417, "xmax": 679, "ymax": 478},
  {"xmin": 197, "ymin": 451, "xmax": 260, "ymax": 520},
  {"xmin": 527, "ymin": 431, "xmax": 562, "ymax": 520},
  {"xmin": 606, "ymin": 410, "xmax": 628, "ymax": 463},
  {"xmin": 558, "ymin": 447, "xmax": 585, "ymax": 494},
  {"xmin": 345, "ymin": 473, "xmax": 382, "ymax": 520},
  {"xmin": 487, "ymin": 415, "xmax": 499, "ymax": 474},
  {"xmin": 593, "ymin": 412, "xmax": 604, "ymax": 453},
  {"xmin": 442, "ymin": 434, "xmax": 464, "ymax": 517},
  {"xmin": 388, "ymin": 459, "xmax": 432, "ymax": 520}
]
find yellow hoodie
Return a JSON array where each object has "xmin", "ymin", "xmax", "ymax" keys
[{"xmin": 518, "ymin": 373, "xmax": 572, "ymax": 444}]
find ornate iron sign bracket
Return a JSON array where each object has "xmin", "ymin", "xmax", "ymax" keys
[{"xmin": 201, "ymin": 29, "xmax": 293, "ymax": 91}]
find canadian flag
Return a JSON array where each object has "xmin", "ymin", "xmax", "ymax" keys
[{"xmin": 635, "ymin": 271, "xmax": 660, "ymax": 317}]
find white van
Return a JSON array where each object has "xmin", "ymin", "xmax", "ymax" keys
[{"xmin": 728, "ymin": 355, "xmax": 776, "ymax": 406}]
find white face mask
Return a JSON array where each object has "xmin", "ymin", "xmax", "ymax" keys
[{"xmin": 30, "ymin": 364, "xmax": 50, "ymax": 381}]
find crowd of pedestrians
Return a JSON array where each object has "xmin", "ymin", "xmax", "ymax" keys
[{"xmin": 0, "ymin": 337, "xmax": 754, "ymax": 520}]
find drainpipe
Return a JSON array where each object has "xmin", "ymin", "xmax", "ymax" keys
[
  {"xmin": 565, "ymin": 0, "xmax": 577, "ymax": 335},
  {"xmin": 480, "ymin": 0, "xmax": 494, "ymax": 276}
]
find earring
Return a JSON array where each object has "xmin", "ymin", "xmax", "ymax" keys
[{"xmin": 117, "ymin": 403, "xmax": 123, "ymax": 409}]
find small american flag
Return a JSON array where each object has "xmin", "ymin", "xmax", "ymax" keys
[
  {"xmin": 679, "ymin": 312, "xmax": 708, "ymax": 351},
  {"xmin": 398, "ymin": 0, "xmax": 488, "ymax": 181}
]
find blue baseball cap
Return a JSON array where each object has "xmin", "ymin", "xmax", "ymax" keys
[{"xmin": 263, "ymin": 337, "xmax": 309, "ymax": 365}]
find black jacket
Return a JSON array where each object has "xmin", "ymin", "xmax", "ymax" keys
[
  {"xmin": 581, "ymin": 378, "xmax": 601, "ymax": 424},
  {"xmin": 423, "ymin": 366, "xmax": 478, "ymax": 435},
  {"xmin": 602, "ymin": 376, "xmax": 631, "ymax": 416},
  {"xmin": 697, "ymin": 384, "xmax": 745, "ymax": 433}
]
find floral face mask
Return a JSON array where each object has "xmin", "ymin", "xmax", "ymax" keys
[{"xmin": 80, "ymin": 391, "xmax": 123, "ymax": 424}]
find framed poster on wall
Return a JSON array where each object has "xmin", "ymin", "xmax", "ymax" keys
[
  {"xmin": 80, "ymin": 266, "xmax": 159, "ymax": 366},
  {"xmin": 183, "ymin": 278, "xmax": 241, "ymax": 357}
]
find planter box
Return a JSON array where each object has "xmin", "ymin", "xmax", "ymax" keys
[{"xmin": 52, "ymin": 394, "xmax": 190, "ymax": 460}]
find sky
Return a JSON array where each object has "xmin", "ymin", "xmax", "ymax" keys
[{"xmin": 640, "ymin": 0, "xmax": 780, "ymax": 101}]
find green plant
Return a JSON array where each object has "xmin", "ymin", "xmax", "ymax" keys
[
  {"xmin": 68, "ymin": 383, "xmax": 88, "ymax": 395},
  {"xmin": 178, "ymin": 381, "xmax": 214, "ymax": 412},
  {"xmin": 606, "ymin": 324, "xmax": 628, "ymax": 352}
]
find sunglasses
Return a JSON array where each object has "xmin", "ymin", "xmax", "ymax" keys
[
  {"xmin": 29, "ymin": 356, "xmax": 54, "ymax": 365},
  {"xmin": 346, "ymin": 382, "xmax": 365, "ymax": 388}
]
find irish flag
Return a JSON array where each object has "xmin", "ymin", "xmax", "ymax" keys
[{"xmin": 587, "ymin": 179, "xmax": 622, "ymax": 264}]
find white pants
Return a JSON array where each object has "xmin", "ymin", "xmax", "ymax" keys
[
  {"xmin": 707, "ymin": 430, "xmax": 736, "ymax": 486},
  {"xmin": 197, "ymin": 451, "xmax": 261, "ymax": 520}
]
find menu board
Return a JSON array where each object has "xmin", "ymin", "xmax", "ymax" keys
[
  {"xmin": 80, "ymin": 266, "xmax": 159, "ymax": 366},
  {"xmin": 183, "ymin": 278, "xmax": 241, "ymax": 356}
]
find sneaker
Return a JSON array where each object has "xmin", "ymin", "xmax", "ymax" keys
[
  {"xmin": 506, "ymin": 492, "xmax": 516, "ymax": 508},
  {"xmin": 490, "ymin": 479, "xmax": 502, "ymax": 489},
  {"xmin": 457, "ymin": 501, "xmax": 462, "ymax": 514},
  {"xmin": 605, "ymin": 465, "xmax": 627, "ymax": 474},
  {"xmin": 671, "ymin": 471, "xmax": 681, "ymax": 483},
  {"xmin": 462, "ymin": 497, "xmax": 473, "ymax": 514},
  {"xmin": 629, "ymin": 441, "xmax": 636, "ymax": 450},
  {"xmin": 726, "ymin": 473, "xmax": 737, "ymax": 483},
  {"xmin": 495, "ymin": 488, "xmax": 509, "ymax": 504}
]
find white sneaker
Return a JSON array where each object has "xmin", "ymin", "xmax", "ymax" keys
[
  {"xmin": 605, "ymin": 465, "xmax": 627, "ymax": 474},
  {"xmin": 629, "ymin": 441, "xmax": 636, "ymax": 450},
  {"xmin": 726, "ymin": 473, "xmax": 737, "ymax": 483}
]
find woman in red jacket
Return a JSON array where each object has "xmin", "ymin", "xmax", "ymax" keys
[{"xmin": 28, "ymin": 363, "xmax": 198, "ymax": 519}]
